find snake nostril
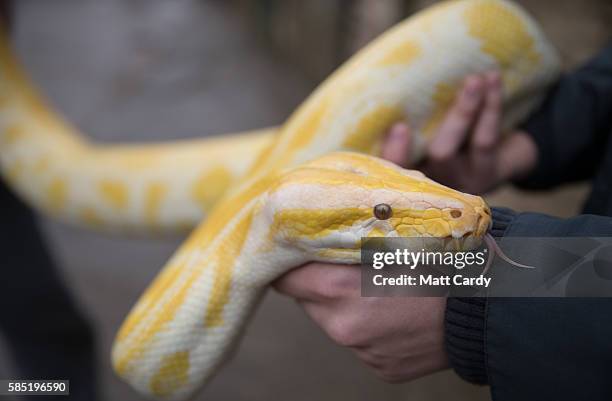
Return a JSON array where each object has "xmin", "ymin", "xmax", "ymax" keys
[{"xmin": 450, "ymin": 210, "xmax": 462, "ymax": 219}]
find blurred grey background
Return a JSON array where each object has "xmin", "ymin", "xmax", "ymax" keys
[{"xmin": 0, "ymin": 0, "xmax": 610, "ymax": 400}]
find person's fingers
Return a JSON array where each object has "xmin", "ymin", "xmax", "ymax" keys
[
  {"xmin": 353, "ymin": 347, "xmax": 387, "ymax": 369},
  {"xmin": 381, "ymin": 122, "xmax": 412, "ymax": 167},
  {"xmin": 428, "ymin": 75, "xmax": 486, "ymax": 160},
  {"xmin": 471, "ymin": 71, "xmax": 502, "ymax": 149},
  {"xmin": 272, "ymin": 263, "xmax": 361, "ymax": 301},
  {"xmin": 301, "ymin": 300, "xmax": 368, "ymax": 347}
]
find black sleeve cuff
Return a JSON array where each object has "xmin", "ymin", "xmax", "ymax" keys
[
  {"xmin": 490, "ymin": 207, "xmax": 517, "ymax": 237},
  {"xmin": 444, "ymin": 207, "xmax": 517, "ymax": 385},
  {"xmin": 445, "ymin": 297, "xmax": 487, "ymax": 384}
]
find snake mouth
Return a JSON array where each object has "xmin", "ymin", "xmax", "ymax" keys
[{"xmin": 440, "ymin": 234, "xmax": 485, "ymax": 252}]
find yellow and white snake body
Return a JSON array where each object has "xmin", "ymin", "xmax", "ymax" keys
[
  {"xmin": 114, "ymin": 151, "xmax": 492, "ymax": 400},
  {"xmin": 0, "ymin": 0, "xmax": 560, "ymax": 399}
]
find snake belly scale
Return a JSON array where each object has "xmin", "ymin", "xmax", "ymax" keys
[{"xmin": 0, "ymin": 0, "xmax": 560, "ymax": 399}]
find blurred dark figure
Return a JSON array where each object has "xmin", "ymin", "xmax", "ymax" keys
[{"xmin": 0, "ymin": 2, "xmax": 98, "ymax": 400}]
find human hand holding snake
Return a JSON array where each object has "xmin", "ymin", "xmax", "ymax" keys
[
  {"xmin": 273, "ymin": 71, "xmax": 536, "ymax": 383},
  {"xmin": 382, "ymin": 72, "xmax": 539, "ymax": 194},
  {"xmin": 275, "ymin": 268, "xmax": 449, "ymax": 383}
]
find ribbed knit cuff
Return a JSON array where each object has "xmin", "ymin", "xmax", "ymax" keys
[
  {"xmin": 445, "ymin": 297, "xmax": 487, "ymax": 384},
  {"xmin": 444, "ymin": 207, "xmax": 518, "ymax": 385},
  {"xmin": 490, "ymin": 207, "xmax": 517, "ymax": 237}
]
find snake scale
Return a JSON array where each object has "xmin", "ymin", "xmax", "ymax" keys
[{"xmin": 0, "ymin": 0, "xmax": 560, "ymax": 399}]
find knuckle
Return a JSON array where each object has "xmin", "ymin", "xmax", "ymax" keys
[
  {"xmin": 317, "ymin": 269, "xmax": 359, "ymax": 299},
  {"xmin": 330, "ymin": 269, "xmax": 360, "ymax": 294},
  {"xmin": 326, "ymin": 317, "xmax": 362, "ymax": 347},
  {"xmin": 427, "ymin": 147, "xmax": 452, "ymax": 163},
  {"xmin": 313, "ymin": 279, "xmax": 342, "ymax": 300}
]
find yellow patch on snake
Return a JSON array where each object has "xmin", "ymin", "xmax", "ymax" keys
[
  {"xmin": 191, "ymin": 167, "xmax": 232, "ymax": 211},
  {"xmin": 99, "ymin": 148, "xmax": 163, "ymax": 170},
  {"xmin": 145, "ymin": 182, "xmax": 168, "ymax": 226},
  {"xmin": 46, "ymin": 178, "xmax": 67, "ymax": 212},
  {"xmin": 394, "ymin": 224, "xmax": 426, "ymax": 237},
  {"xmin": 80, "ymin": 207, "xmax": 104, "ymax": 228},
  {"xmin": 367, "ymin": 227, "xmax": 386, "ymax": 238},
  {"xmin": 342, "ymin": 105, "xmax": 404, "ymax": 153},
  {"xmin": 464, "ymin": 1, "xmax": 540, "ymax": 69},
  {"xmin": 390, "ymin": 208, "xmax": 451, "ymax": 237},
  {"xmin": 281, "ymin": 95, "xmax": 330, "ymax": 159},
  {"xmin": 248, "ymin": 142, "xmax": 275, "ymax": 172},
  {"xmin": 114, "ymin": 260, "xmax": 201, "ymax": 375},
  {"xmin": 99, "ymin": 180, "xmax": 129, "ymax": 210},
  {"xmin": 1, "ymin": 124, "xmax": 25, "ymax": 145},
  {"xmin": 115, "ymin": 261, "xmax": 185, "ymax": 343},
  {"xmin": 204, "ymin": 210, "xmax": 254, "ymax": 327},
  {"xmin": 423, "ymin": 218, "xmax": 452, "ymax": 236},
  {"xmin": 150, "ymin": 351, "xmax": 190, "ymax": 397},
  {"xmin": 377, "ymin": 40, "xmax": 421, "ymax": 66},
  {"xmin": 423, "ymin": 208, "xmax": 443, "ymax": 219},
  {"xmin": 195, "ymin": 174, "xmax": 275, "ymax": 247}
]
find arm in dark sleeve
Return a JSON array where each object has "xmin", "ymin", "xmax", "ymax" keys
[
  {"xmin": 445, "ymin": 208, "xmax": 612, "ymax": 401},
  {"xmin": 516, "ymin": 42, "xmax": 612, "ymax": 189}
]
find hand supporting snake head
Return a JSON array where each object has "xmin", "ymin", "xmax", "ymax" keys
[
  {"xmin": 111, "ymin": 152, "xmax": 492, "ymax": 401},
  {"xmin": 265, "ymin": 152, "xmax": 491, "ymax": 264}
]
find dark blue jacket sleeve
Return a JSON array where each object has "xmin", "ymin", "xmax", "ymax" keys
[
  {"xmin": 516, "ymin": 42, "xmax": 612, "ymax": 189},
  {"xmin": 446, "ymin": 208, "xmax": 612, "ymax": 401}
]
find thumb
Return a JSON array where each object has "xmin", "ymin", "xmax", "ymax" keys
[{"xmin": 381, "ymin": 122, "xmax": 412, "ymax": 167}]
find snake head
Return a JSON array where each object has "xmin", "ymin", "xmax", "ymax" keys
[{"xmin": 265, "ymin": 152, "xmax": 491, "ymax": 261}]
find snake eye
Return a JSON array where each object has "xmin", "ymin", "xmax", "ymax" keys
[{"xmin": 373, "ymin": 203, "xmax": 392, "ymax": 220}]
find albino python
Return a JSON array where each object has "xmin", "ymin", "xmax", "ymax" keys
[{"xmin": 0, "ymin": 0, "xmax": 560, "ymax": 399}]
